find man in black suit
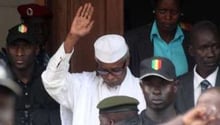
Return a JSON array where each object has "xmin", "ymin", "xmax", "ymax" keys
[
  {"xmin": 175, "ymin": 20, "xmax": 220, "ymax": 113},
  {"xmin": 139, "ymin": 56, "xmax": 179, "ymax": 125}
]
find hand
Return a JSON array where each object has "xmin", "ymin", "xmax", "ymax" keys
[
  {"xmin": 182, "ymin": 105, "xmax": 217, "ymax": 125},
  {"xmin": 64, "ymin": 2, "xmax": 94, "ymax": 53},
  {"xmin": 69, "ymin": 2, "xmax": 94, "ymax": 38}
]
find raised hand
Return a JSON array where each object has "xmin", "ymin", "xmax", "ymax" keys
[
  {"xmin": 69, "ymin": 3, "xmax": 94, "ymax": 38},
  {"xmin": 64, "ymin": 2, "xmax": 94, "ymax": 53},
  {"xmin": 182, "ymin": 105, "xmax": 217, "ymax": 125}
]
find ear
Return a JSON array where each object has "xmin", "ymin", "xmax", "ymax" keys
[
  {"xmin": 173, "ymin": 79, "xmax": 179, "ymax": 93},
  {"xmin": 174, "ymin": 79, "xmax": 179, "ymax": 85},
  {"xmin": 5, "ymin": 47, "xmax": 9, "ymax": 54},
  {"xmin": 110, "ymin": 120, "xmax": 115, "ymax": 125},
  {"xmin": 139, "ymin": 81, "xmax": 146, "ymax": 97},
  {"xmin": 35, "ymin": 45, "xmax": 40, "ymax": 56},
  {"xmin": 125, "ymin": 55, "xmax": 130, "ymax": 67},
  {"xmin": 188, "ymin": 45, "xmax": 195, "ymax": 57},
  {"xmin": 140, "ymin": 80, "xmax": 145, "ymax": 91}
]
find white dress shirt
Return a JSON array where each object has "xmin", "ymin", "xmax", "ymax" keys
[
  {"xmin": 193, "ymin": 65, "xmax": 219, "ymax": 105},
  {"xmin": 41, "ymin": 43, "xmax": 146, "ymax": 125}
]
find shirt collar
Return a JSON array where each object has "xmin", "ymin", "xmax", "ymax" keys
[
  {"xmin": 150, "ymin": 20, "xmax": 184, "ymax": 43},
  {"xmin": 150, "ymin": 21, "xmax": 158, "ymax": 41},
  {"xmin": 193, "ymin": 65, "xmax": 219, "ymax": 90}
]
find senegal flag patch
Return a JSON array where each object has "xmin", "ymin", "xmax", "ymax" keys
[{"xmin": 152, "ymin": 59, "xmax": 162, "ymax": 70}]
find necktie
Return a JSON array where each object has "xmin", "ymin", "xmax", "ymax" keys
[{"xmin": 200, "ymin": 80, "xmax": 211, "ymax": 92}]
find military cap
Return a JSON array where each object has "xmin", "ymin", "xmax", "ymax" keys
[
  {"xmin": 140, "ymin": 56, "xmax": 176, "ymax": 81},
  {"xmin": 17, "ymin": 3, "xmax": 52, "ymax": 19},
  {"xmin": 97, "ymin": 96, "xmax": 139, "ymax": 114},
  {"xmin": 6, "ymin": 23, "xmax": 38, "ymax": 44}
]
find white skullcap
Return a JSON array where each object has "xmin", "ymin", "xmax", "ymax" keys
[{"xmin": 94, "ymin": 34, "xmax": 128, "ymax": 63}]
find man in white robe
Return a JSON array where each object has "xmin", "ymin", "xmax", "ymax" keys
[{"xmin": 41, "ymin": 3, "xmax": 145, "ymax": 125}]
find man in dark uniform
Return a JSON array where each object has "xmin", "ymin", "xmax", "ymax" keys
[
  {"xmin": 139, "ymin": 56, "xmax": 178, "ymax": 124},
  {"xmin": 6, "ymin": 23, "xmax": 60, "ymax": 125},
  {"xmin": 17, "ymin": 3, "xmax": 52, "ymax": 66},
  {"xmin": 97, "ymin": 96, "xmax": 140, "ymax": 125},
  {"xmin": 0, "ymin": 61, "xmax": 21, "ymax": 125}
]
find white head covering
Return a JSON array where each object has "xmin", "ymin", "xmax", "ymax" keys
[{"xmin": 94, "ymin": 34, "xmax": 128, "ymax": 63}]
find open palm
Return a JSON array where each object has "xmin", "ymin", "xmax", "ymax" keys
[{"xmin": 69, "ymin": 3, "xmax": 94, "ymax": 38}]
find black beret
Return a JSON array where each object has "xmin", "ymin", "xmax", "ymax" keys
[{"xmin": 17, "ymin": 3, "xmax": 52, "ymax": 19}]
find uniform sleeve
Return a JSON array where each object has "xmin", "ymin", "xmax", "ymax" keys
[{"xmin": 41, "ymin": 43, "xmax": 75, "ymax": 109}]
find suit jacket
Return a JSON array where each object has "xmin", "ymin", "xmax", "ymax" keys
[
  {"xmin": 175, "ymin": 70, "xmax": 220, "ymax": 114},
  {"xmin": 124, "ymin": 23, "xmax": 194, "ymax": 77}
]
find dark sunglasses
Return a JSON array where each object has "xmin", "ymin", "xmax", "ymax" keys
[{"xmin": 96, "ymin": 62, "xmax": 126, "ymax": 76}]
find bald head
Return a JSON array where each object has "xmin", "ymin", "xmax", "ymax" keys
[{"xmin": 190, "ymin": 20, "xmax": 220, "ymax": 46}]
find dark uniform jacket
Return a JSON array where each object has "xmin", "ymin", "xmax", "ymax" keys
[
  {"xmin": 117, "ymin": 109, "xmax": 178, "ymax": 125},
  {"xmin": 175, "ymin": 70, "xmax": 220, "ymax": 114},
  {"xmin": 138, "ymin": 109, "xmax": 179, "ymax": 125},
  {"xmin": 12, "ymin": 63, "xmax": 61, "ymax": 125},
  {"xmin": 138, "ymin": 110, "xmax": 160, "ymax": 125},
  {"xmin": 124, "ymin": 23, "xmax": 194, "ymax": 77}
]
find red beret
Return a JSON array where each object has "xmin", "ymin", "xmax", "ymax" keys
[{"xmin": 17, "ymin": 3, "xmax": 52, "ymax": 19}]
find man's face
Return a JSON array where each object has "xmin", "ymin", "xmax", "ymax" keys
[
  {"xmin": 96, "ymin": 59, "xmax": 127, "ymax": 87},
  {"xmin": 7, "ymin": 40, "xmax": 39, "ymax": 70},
  {"xmin": 190, "ymin": 30, "xmax": 220, "ymax": 72},
  {"xmin": 155, "ymin": 0, "xmax": 180, "ymax": 32},
  {"xmin": 0, "ymin": 94, "xmax": 15, "ymax": 125},
  {"xmin": 99, "ymin": 113, "xmax": 131, "ymax": 125},
  {"xmin": 141, "ymin": 76, "xmax": 177, "ymax": 110}
]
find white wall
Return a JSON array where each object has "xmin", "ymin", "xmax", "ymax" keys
[{"xmin": 0, "ymin": 0, "xmax": 35, "ymax": 48}]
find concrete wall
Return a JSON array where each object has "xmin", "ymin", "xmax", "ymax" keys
[{"xmin": 0, "ymin": 0, "xmax": 35, "ymax": 48}]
